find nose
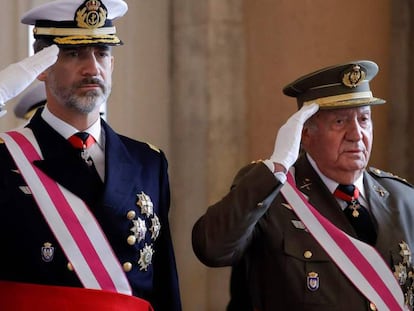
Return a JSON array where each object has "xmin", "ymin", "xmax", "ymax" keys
[
  {"xmin": 345, "ymin": 118, "xmax": 363, "ymax": 141},
  {"xmin": 81, "ymin": 53, "xmax": 100, "ymax": 76}
]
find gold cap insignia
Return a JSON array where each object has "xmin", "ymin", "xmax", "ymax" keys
[
  {"xmin": 342, "ymin": 64, "xmax": 366, "ymax": 88},
  {"xmin": 76, "ymin": 0, "xmax": 107, "ymax": 29}
]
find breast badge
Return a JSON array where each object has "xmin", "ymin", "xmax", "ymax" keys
[
  {"xmin": 41, "ymin": 242, "xmax": 54, "ymax": 262},
  {"xmin": 306, "ymin": 271, "xmax": 319, "ymax": 291}
]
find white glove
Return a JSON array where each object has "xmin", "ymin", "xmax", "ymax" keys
[
  {"xmin": 268, "ymin": 103, "xmax": 319, "ymax": 171},
  {"xmin": 0, "ymin": 45, "xmax": 59, "ymax": 109}
]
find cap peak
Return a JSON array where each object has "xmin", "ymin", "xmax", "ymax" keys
[{"xmin": 283, "ymin": 60, "xmax": 385, "ymax": 109}]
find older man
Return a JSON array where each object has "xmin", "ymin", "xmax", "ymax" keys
[{"xmin": 193, "ymin": 60, "xmax": 414, "ymax": 310}]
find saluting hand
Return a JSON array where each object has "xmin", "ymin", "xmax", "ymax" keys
[
  {"xmin": 0, "ymin": 44, "xmax": 59, "ymax": 117},
  {"xmin": 268, "ymin": 103, "xmax": 319, "ymax": 173}
]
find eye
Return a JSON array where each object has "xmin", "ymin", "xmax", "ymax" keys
[
  {"xmin": 63, "ymin": 50, "xmax": 79, "ymax": 57},
  {"xmin": 335, "ymin": 118, "xmax": 345, "ymax": 125},
  {"xmin": 359, "ymin": 114, "xmax": 371, "ymax": 127},
  {"xmin": 95, "ymin": 47, "xmax": 111, "ymax": 58},
  {"xmin": 97, "ymin": 52, "xmax": 110, "ymax": 59}
]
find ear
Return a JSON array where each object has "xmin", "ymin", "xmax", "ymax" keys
[
  {"xmin": 301, "ymin": 126, "xmax": 310, "ymax": 149},
  {"xmin": 37, "ymin": 71, "xmax": 48, "ymax": 82}
]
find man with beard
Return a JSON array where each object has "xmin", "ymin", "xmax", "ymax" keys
[
  {"xmin": 0, "ymin": 1, "xmax": 181, "ymax": 310},
  {"xmin": 193, "ymin": 60, "xmax": 414, "ymax": 310}
]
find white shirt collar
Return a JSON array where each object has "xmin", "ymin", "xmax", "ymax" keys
[
  {"xmin": 41, "ymin": 105, "xmax": 102, "ymax": 146},
  {"xmin": 306, "ymin": 154, "xmax": 365, "ymax": 199}
]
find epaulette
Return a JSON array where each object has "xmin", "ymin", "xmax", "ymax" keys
[
  {"xmin": 368, "ymin": 167, "xmax": 413, "ymax": 188},
  {"xmin": 146, "ymin": 142, "xmax": 160, "ymax": 153},
  {"xmin": 250, "ymin": 159, "xmax": 263, "ymax": 164}
]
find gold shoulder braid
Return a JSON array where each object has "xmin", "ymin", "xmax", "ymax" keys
[{"xmin": 146, "ymin": 143, "xmax": 160, "ymax": 153}]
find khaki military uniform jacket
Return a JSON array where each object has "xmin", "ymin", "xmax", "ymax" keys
[{"xmin": 192, "ymin": 155, "xmax": 414, "ymax": 311}]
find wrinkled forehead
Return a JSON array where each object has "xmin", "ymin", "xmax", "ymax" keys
[
  {"xmin": 316, "ymin": 105, "xmax": 371, "ymax": 118},
  {"xmin": 305, "ymin": 105, "xmax": 372, "ymax": 128}
]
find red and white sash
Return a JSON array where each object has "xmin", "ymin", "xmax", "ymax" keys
[
  {"xmin": 0, "ymin": 129, "xmax": 131, "ymax": 295},
  {"xmin": 281, "ymin": 172, "xmax": 406, "ymax": 310}
]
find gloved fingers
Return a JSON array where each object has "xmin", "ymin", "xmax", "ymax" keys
[
  {"xmin": 0, "ymin": 45, "xmax": 58, "ymax": 106},
  {"xmin": 290, "ymin": 103, "xmax": 319, "ymax": 123},
  {"xmin": 19, "ymin": 44, "xmax": 59, "ymax": 76},
  {"xmin": 268, "ymin": 103, "xmax": 318, "ymax": 171}
]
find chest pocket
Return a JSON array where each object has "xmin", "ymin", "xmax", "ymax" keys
[
  {"xmin": 283, "ymin": 218, "xmax": 330, "ymax": 262},
  {"xmin": 282, "ymin": 219, "xmax": 345, "ymax": 307}
]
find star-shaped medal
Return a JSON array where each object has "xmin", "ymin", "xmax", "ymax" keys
[
  {"xmin": 150, "ymin": 214, "xmax": 161, "ymax": 240},
  {"xmin": 138, "ymin": 244, "xmax": 154, "ymax": 271},
  {"xmin": 130, "ymin": 218, "xmax": 147, "ymax": 243},
  {"xmin": 136, "ymin": 191, "xmax": 154, "ymax": 217}
]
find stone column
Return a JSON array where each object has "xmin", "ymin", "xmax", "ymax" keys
[
  {"xmin": 388, "ymin": 0, "xmax": 414, "ymax": 180},
  {"xmin": 170, "ymin": 0, "xmax": 246, "ymax": 309}
]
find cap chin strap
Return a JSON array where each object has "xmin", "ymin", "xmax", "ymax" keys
[
  {"xmin": 34, "ymin": 26, "xmax": 117, "ymax": 36},
  {"xmin": 303, "ymin": 91, "xmax": 374, "ymax": 107}
]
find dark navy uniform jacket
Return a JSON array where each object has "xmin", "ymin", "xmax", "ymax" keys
[
  {"xmin": 0, "ymin": 109, "xmax": 181, "ymax": 311},
  {"xmin": 193, "ymin": 155, "xmax": 414, "ymax": 311}
]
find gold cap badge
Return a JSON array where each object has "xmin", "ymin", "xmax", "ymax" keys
[{"xmin": 342, "ymin": 64, "xmax": 366, "ymax": 88}]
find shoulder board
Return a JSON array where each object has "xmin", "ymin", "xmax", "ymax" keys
[
  {"xmin": 146, "ymin": 142, "xmax": 160, "ymax": 153},
  {"xmin": 250, "ymin": 159, "xmax": 263, "ymax": 164},
  {"xmin": 368, "ymin": 167, "xmax": 413, "ymax": 187}
]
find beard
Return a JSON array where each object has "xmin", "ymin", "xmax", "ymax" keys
[{"xmin": 48, "ymin": 76, "xmax": 111, "ymax": 114}]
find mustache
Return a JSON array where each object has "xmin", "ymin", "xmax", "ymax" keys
[{"xmin": 75, "ymin": 78, "xmax": 106, "ymax": 90}]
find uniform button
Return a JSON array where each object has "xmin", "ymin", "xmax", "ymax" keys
[
  {"xmin": 257, "ymin": 202, "xmax": 264, "ymax": 208},
  {"xmin": 127, "ymin": 235, "xmax": 137, "ymax": 245},
  {"xmin": 369, "ymin": 302, "xmax": 377, "ymax": 310},
  {"xmin": 123, "ymin": 262, "xmax": 132, "ymax": 272},
  {"xmin": 67, "ymin": 262, "xmax": 74, "ymax": 271},
  {"xmin": 127, "ymin": 210, "xmax": 136, "ymax": 220},
  {"xmin": 304, "ymin": 251, "xmax": 312, "ymax": 259}
]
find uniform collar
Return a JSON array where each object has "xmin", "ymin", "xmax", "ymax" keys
[
  {"xmin": 41, "ymin": 105, "xmax": 103, "ymax": 147},
  {"xmin": 306, "ymin": 153, "xmax": 365, "ymax": 199}
]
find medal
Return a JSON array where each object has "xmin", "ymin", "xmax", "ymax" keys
[
  {"xmin": 350, "ymin": 199, "xmax": 360, "ymax": 217},
  {"xmin": 136, "ymin": 191, "xmax": 154, "ymax": 217},
  {"xmin": 150, "ymin": 214, "xmax": 161, "ymax": 240},
  {"xmin": 138, "ymin": 244, "xmax": 154, "ymax": 271},
  {"xmin": 130, "ymin": 218, "xmax": 147, "ymax": 243}
]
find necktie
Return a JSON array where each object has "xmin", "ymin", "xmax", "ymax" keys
[
  {"xmin": 334, "ymin": 184, "xmax": 377, "ymax": 245},
  {"xmin": 68, "ymin": 132, "xmax": 95, "ymax": 166}
]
